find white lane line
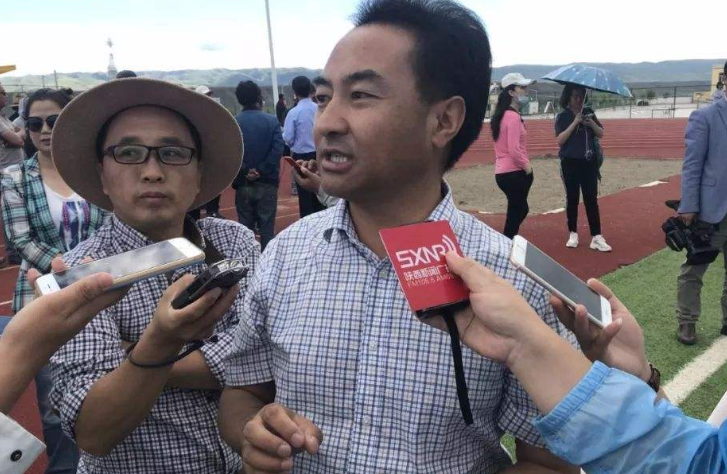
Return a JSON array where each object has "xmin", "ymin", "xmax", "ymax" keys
[
  {"xmin": 639, "ymin": 180, "xmax": 667, "ymax": 188},
  {"xmin": 664, "ymin": 336, "xmax": 727, "ymax": 405},
  {"xmin": 543, "ymin": 208, "xmax": 565, "ymax": 215}
]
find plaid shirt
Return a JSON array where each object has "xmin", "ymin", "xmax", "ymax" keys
[
  {"xmin": 0, "ymin": 154, "xmax": 108, "ymax": 313},
  {"xmin": 50, "ymin": 215, "xmax": 260, "ymax": 474},
  {"xmin": 225, "ymin": 184, "xmax": 577, "ymax": 473}
]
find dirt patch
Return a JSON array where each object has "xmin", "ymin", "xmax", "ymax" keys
[{"xmin": 446, "ymin": 158, "xmax": 683, "ymax": 214}]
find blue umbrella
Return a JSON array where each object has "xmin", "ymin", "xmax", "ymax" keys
[{"xmin": 542, "ymin": 64, "xmax": 632, "ymax": 98}]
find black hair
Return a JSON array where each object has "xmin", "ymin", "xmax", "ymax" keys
[
  {"xmin": 278, "ymin": 93, "xmax": 285, "ymax": 100},
  {"xmin": 291, "ymin": 76, "xmax": 312, "ymax": 98},
  {"xmin": 723, "ymin": 61, "xmax": 727, "ymax": 76},
  {"xmin": 24, "ymin": 88, "xmax": 72, "ymax": 119},
  {"xmin": 559, "ymin": 84, "xmax": 586, "ymax": 110},
  {"xmin": 235, "ymin": 80, "xmax": 262, "ymax": 109},
  {"xmin": 95, "ymin": 106, "xmax": 202, "ymax": 162},
  {"xmin": 718, "ymin": 82, "xmax": 724, "ymax": 90},
  {"xmin": 116, "ymin": 70, "xmax": 137, "ymax": 79},
  {"xmin": 353, "ymin": 0, "xmax": 491, "ymax": 170},
  {"xmin": 490, "ymin": 85, "xmax": 517, "ymax": 142}
]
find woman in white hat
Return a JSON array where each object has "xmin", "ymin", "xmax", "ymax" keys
[{"xmin": 490, "ymin": 72, "xmax": 535, "ymax": 239}]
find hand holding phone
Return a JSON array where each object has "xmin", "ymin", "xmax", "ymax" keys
[
  {"xmin": 283, "ymin": 156, "xmax": 304, "ymax": 174},
  {"xmin": 172, "ymin": 259, "xmax": 247, "ymax": 309},
  {"xmin": 416, "ymin": 251, "xmax": 547, "ymax": 365},
  {"xmin": 510, "ymin": 236, "xmax": 612, "ymax": 327},
  {"xmin": 34, "ymin": 238, "xmax": 205, "ymax": 296}
]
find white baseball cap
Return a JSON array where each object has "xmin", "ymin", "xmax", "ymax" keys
[
  {"xmin": 195, "ymin": 85, "xmax": 213, "ymax": 96},
  {"xmin": 501, "ymin": 73, "xmax": 536, "ymax": 89}
]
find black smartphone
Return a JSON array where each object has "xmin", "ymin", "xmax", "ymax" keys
[{"xmin": 171, "ymin": 259, "xmax": 248, "ymax": 309}]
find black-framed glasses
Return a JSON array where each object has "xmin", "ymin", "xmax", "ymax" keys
[
  {"xmin": 26, "ymin": 115, "xmax": 59, "ymax": 133},
  {"xmin": 104, "ymin": 144, "xmax": 197, "ymax": 165}
]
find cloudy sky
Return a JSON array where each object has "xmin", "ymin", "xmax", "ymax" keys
[{"xmin": 2, "ymin": 0, "xmax": 722, "ymax": 76}]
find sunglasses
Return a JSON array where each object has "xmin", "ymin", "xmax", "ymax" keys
[{"xmin": 26, "ymin": 115, "xmax": 59, "ymax": 133}]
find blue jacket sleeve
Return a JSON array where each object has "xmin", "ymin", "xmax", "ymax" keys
[
  {"xmin": 534, "ymin": 362, "xmax": 727, "ymax": 474},
  {"xmin": 258, "ymin": 119, "xmax": 284, "ymax": 177},
  {"xmin": 678, "ymin": 110, "xmax": 709, "ymax": 214}
]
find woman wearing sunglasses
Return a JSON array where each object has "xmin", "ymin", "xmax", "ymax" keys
[{"xmin": 0, "ymin": 88, "xmax": 108, "ymax": 474}]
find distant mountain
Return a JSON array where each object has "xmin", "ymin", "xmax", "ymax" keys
[{"xmin": 2, "ymin": 59, "xmax": 721, "ymax": 91}]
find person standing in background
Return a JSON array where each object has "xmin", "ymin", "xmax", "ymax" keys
[
  {"xmin": 283, "ymin": 76, "xmax": 325, "ymax": 217},
  {"xmin": 276, "ymin": 93, "xmax": 287, "ymax": 127},
  {"xmin": 233, "ymin": 81, "xmax": 284, "ymax": 250},
  {"xmin": 555, "ymin": 84, "xmax": 611, "ymax": 252},
  {"xmin": 490, "ymin": 73, "xmax": 535, "ymax": 239},
  {"xmin": 0, "ymin": 86, "xmax": 27, "ymax": 266},
  {"xmin": 674, "ymin": 60, "xmax": 727, "ymax": 345}
]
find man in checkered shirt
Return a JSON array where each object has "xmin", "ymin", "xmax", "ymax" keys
[
  {"xmin": 47, "ymin": 79, "xmax": 259, "ymax": 473},
  {"xmin": 220, "ymin": 1, "xmax": 579, "ymax": 473}
]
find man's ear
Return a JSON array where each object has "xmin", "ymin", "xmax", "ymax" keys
[
  {"xmin": 97, "ymin": 162, "xmax": 109, "ymax": 197},
  {"xmin": 430, "ymin": 96, "xmax": 466, "ymax": 152}
]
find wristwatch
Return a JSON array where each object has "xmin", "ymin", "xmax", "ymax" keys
[{"xmin": 647, "ymin": 363, "xmax": 661, "ymax": 392}]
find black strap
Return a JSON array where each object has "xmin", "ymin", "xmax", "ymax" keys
[
  {"xmin": 184, "ymin": 216, "xmax": 224, "ymax": 265},
  {"xmin": 442, "ymin": 309, "xmax": 473, "ymax": 425},
  {"xmin": 125, "ymin": 336, "xmax": 218, "ymax": 369}
]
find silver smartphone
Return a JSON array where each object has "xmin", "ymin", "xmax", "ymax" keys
[
  {"xmin": 510, "ymin": 236, "xmax": 612, "ymax": 328},
  {"xmin": 34, "ymin": 238, "xmax": 205, "ymax": 296}
]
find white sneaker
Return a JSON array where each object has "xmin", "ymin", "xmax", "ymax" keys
[
  {"xmin": 566, "ymin": 232, "xmax": 579, "ymax": 248},
  {"xmin": 590, "ymin": 235, "xmax": 612, "ymax": 252}
]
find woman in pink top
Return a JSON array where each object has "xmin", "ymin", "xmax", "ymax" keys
[{"xmin": 491, "ymin": 73, "xmax": 535, "ymax": 238}]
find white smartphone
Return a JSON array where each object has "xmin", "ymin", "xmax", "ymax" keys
[
  {"xmin": 34, "ymin": 238, "xmax": 205, "ymax": 296},
  {"xmin": 510, "ymin": 236, "xmax": 612, "ymax": 328}
]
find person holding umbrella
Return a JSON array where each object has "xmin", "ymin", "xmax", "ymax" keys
[
  {"xmin": 545, "ymin": 64, "xmax": 632, "ymax": 252},
  {"xmin": 554, "ymin": 84, "xmax": 611, "ymax": 252},
  {"xmin": 491, "ymin": 73, "xmax": 535, "ymax": 239}
]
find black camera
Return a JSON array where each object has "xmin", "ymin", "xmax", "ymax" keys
[
  {"xmin": 172, "ymin": 259, "xmax": 248, "ymax": 309},
  {"xmin": 661, "ymin": 201, "xmax": 719, "ymax": 265}
]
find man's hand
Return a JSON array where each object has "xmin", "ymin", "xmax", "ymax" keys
[
  {"xmin": 0, "ymin": 266, "xmax": 126, "ymax": 413},
  {"xmin": 242, "ymin": 403, "xmax": 323, "ymax": 473},
  {"xmin": 551, "ymin": 279, "xmax": 650, "ymax": 381},
  {"xmin": 247, "ymin": 169, "xmax": 261, "ymax": 182},
  {"xmin": 679, "ymin": 212, "xmax": 697, "ymax": 226},
  {"xmin": 418, "ymin": 252, "xmax": 549, "ymax": 364},
  {"xmin": 146, "ymin": 275, "xmax": 238, "ymax": 347},
  {"xmin": 293, "ymin": 161, "xmax": 323, "ymax": 194},
  {"xmin": 20, "ymin": 258, "xmax": 128, "ymax": 352}
]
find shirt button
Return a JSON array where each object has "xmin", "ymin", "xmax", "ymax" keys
[
  {"xmin": 10, "ymin": 450, "xmax": 22, "ymax": 462},
  {"xmin": 378, "ymin": 267, "xmax": 388, "ymax": 278},
  {"xmin": 369, "ymin": 341, "xmax": 378, "ymax": 351},
  {"xmin": 362, "ymin": 415, "xmax": 372, "ymax": 426}
]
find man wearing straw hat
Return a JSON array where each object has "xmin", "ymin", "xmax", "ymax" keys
[{"xmin": 46, "ymin": 78, "xmax": 259, "ymax": 473}]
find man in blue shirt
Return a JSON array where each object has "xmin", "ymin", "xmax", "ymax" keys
[
  {"xmin": 233, "ymin": 81, "xmax": 284, "ymax": 250},
  {"xmin": 283, "ymin": 76, "xmax": 325, "ymax": 218}
]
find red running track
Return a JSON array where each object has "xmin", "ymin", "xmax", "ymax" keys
[{"xmin": 1, "ymin": 118, "xmax": 685, "ymax": 473}]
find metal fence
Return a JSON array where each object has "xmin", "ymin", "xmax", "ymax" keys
[{"xmin": 508, "ymin": 83, "xmax": 715, "ymax": 119}]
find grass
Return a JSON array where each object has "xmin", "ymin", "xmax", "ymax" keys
[
  {"xmin": 600, "ymin": 249, "xmax": 725, "ymax": 384},
  {"xmin": 502, "ymin": 248, "xmax": 726, "ymax": 458}
]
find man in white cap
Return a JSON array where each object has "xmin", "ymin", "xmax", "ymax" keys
[{"xmin": 47, "ymin": 78, "xmax": 259, "ymax": 473}]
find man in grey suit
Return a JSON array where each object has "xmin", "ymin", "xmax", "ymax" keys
[{"xmin": 676, "ymin": 61, "xmax": 727, "ymax": 345}]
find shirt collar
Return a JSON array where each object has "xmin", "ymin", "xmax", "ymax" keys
[
  {"xmin": 110, "ymin": 214, "xmax": 206, "ymax": 251},
  {"xmin": 323, "ymin": 182, "xmax": 460, "ymax": 244},
  {"xmin": 26, "ymin": 154, "xmax": 41, "ymax": 177}
]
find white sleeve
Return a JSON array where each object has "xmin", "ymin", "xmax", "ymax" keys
[{"xmin": 0, "ymin": 413, "xmax": 45, "ymax": 473}]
